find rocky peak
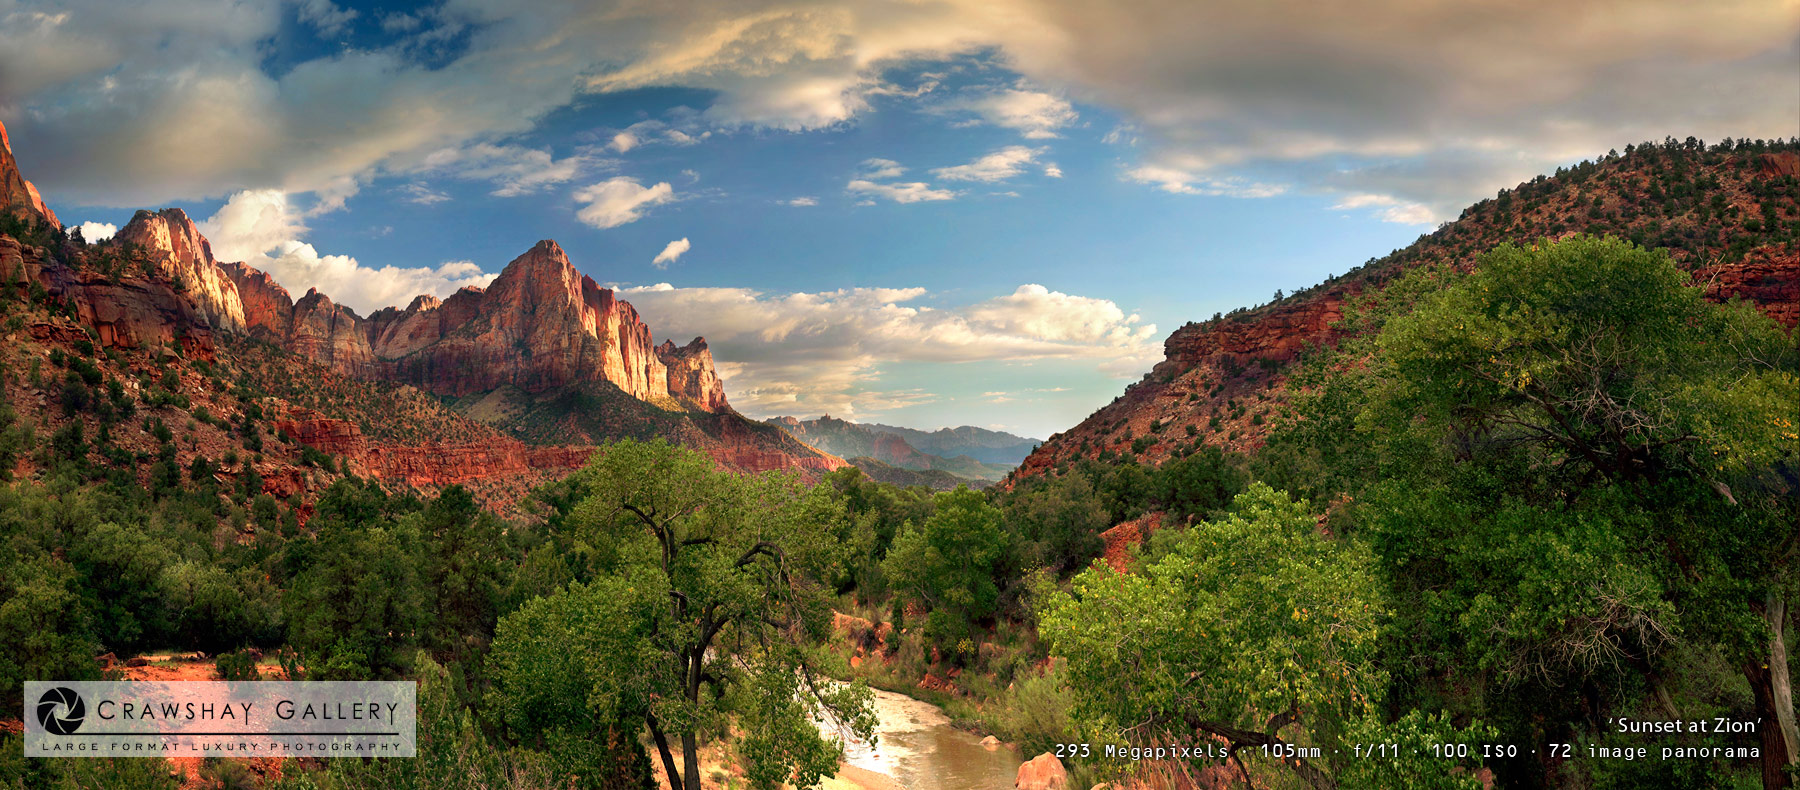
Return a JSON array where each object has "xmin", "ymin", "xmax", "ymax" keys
[
  {"xmin": 114, "ymin": 207, "xmax": 247, "ymax": 333},
  {"xmin": 656, "ymin": 336, "xmax": 730, "ymax": 413},
  {"xmin": 406, "ymin": 294, "xmax": 442, "ymax": 312},
  {"xmin": 0, "ymin": 118, "xmax": 61, "ymax": 230},
  {"xmin": 219, "ymin": 260, "xmax": 296, "ymax": 337}
]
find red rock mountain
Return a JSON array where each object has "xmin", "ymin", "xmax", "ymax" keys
[
  {"xmin": 216, "ymin": 237, "xmax": 730, "ymax": 411},
  {"xmin": 0, "ymin": 121, "xmax": 60, "ymax": 230},
  {"xmin": 0, "ymin": 117, "xmax": 832, "ymax": 485},
  {"xmin": 1011, "ymin": 140, "xmax": 1800, "ymax": 484},
  {"xmin": 113, "ymin": 208, "xmax": 248, "ymax": 334}
]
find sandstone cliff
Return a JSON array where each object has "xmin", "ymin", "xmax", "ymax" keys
[
  {"xmin": 271, "ymin": 408, "xmax": 592, "ymax": 486},
  {"xmin": 1, "ymin": 234, "xmax": 217, "ymax": 359},
  {"xmin": 0, "ymin": 120, "xmax": 60, "ymax": 230},
  {"xmin": 218, "ymin": 238, "xmax": 735, "ymax": 413},
  {"xmin": 113, "ymin": 208, "xmax": 248, "ymax": 334}
]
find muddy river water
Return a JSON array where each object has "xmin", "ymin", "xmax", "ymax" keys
[{"xmin": 823, "ymin": 687, "xmax": 1023, "ymax": 790}]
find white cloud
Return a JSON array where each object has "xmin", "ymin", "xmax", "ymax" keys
[
  {"xmin": 74, "ymin": 221, "xmax": 116, "ymax": 241},
  {"xmin": 1124, "ymin": 164, "xmax": 1286, "ymax": 198},
  {"xmin": 931, "ymin": 145, "xmax": 1043, "ymax": 183},
  {"xmin": 1043, "ymin": 163, "xmax": 1062, "ymax": 178},
  {"xmin": 574, "ymin": 177, "xmax": 675, "ymax": 228},
  {"xmin": 860, "ymin": 158, "xmax": 906, "ymax": 179},
  {"xmin": 410, "ymin": 143, "xmax": 598, "ymax": 197},
  {"xmin": 846, "ymin": 179, "xmax": 955, "ymax": 204},
  {"xmin": 397, "ymin": 183, "xmax": 450, "ymax": 205},
  {"xmin": 198, "ymin": 189, "xmax": 496, "ymax": 314},
  {"xmin": 652, "ymin": 237, "xmax": 691, "ymax": 268},
  {"xmin": 618, "ymin": 282, "xmax": 1159, "ymax": 420},
  {"xmin": 948, "ymin": 87, "xmax": 1077, "ymax": 139},
  {"xmin": 379, "ymin": 12, "xmax": 420, "ymax": 33},
  {"xmin": 604, "ymin": 119, "xmax": 710, "ymax": 153},
  {"xmin": 296, "ymin": 0, "xmax": 358, "ymax": 37},
  {"xmin": 783, "ymin": 196, "xmax": 819, "ymax": 206},
  {"xmin": 1331, "ymin": 193, "xmax": 1436, "ymax": 225},
  {"xmin": 4, "ymin": 0, "xmax": 1794, "ymax": 225}
]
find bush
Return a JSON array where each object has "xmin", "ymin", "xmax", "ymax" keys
[{"xmin": 215, "ymin": 650, "xmax": 260, "ymax": 681}]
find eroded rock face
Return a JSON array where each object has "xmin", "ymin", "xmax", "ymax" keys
[
  {"xmin": 113, "ymin": 208, "xmax": 247, "ymax": 334},
  {"xmin": 1702, "ymin": 247, "xmax": 1800, "ymax": 329},
  {"xmin": 3, "ymin": 235, "xmax": 217, "ymax": 359},
  {"xmin": 219, "ymin": 238, "xmax": 737, "ymax": 413},
  {"xmin": 218, "ymin": 261, "xmax": 295, "ymax": 337},
  {"xmin": 289, "ymin": 288, "xmax": 378, "ymax": 378},
  {"xmin": 396, "ymin": 240, "xmax": 679, "ymax": 399},
  {"xmin": 1162, "ymin": 292, "xmax": 1348, "ymax": 370},
  {"xmin": 270, "ymin": 408, "xmax": 593, "ymax": 486},
  {"xmin": 0, "ymin": 120, "xmax": 60, "ymax": 230},
  {"xmin": 657, "ymin": 337, "xmax": 730, "ymax": 412}
]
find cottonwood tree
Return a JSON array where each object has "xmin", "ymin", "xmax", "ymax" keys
[
  {"xmin": 492, "ymin": 439, "xmax": 874, "ymax": 790},
  {"xmin": 1041, "ymin": 483, "xmax": 1487, "ymax": 790},
  {"xmin": 882, "ymin": 487, "xmax": 1011, "ymax": 657},
  {"xmin": 1360, "ymin": 237, "xmax": 1800, "ymax": 787}
]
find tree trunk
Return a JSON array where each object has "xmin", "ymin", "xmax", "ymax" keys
[
  {"xmin": 682, "ymin": 731, "xmax": 702, "ymax": 790},
  {"xmin": 1746, "ymin": 594, "xmax": 1798, "ymax": 790},
  {"xmin": 647, "ymin": 714, "xmax": 683, "ymax": 790}
]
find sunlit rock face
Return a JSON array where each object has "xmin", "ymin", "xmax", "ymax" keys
[{"xmin": 0, "ymin": 120, "xmax": 60, "ymax": 231}]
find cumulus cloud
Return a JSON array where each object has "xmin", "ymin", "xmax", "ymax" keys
[
  {"xmin": 198, "ymin": 189, "xmax": 496, "ymax": 314},
  {"xmin": 618, "ymin": 282, "xmax": 1159, "ymax": 419},
  {"xmin": 1043, "ymin": 163, "xmax": 1062, "ymax": 178},
  {"xmin": 574, "ymin": 177, "xmax": 675, "ymax": 228},
  {"xmin": 845, "ymin": 179, "xmax": 955, "ymax": 204},
  {"xmin": 652, "ymin": 237, "xmax": 691, "ymax": 268},
  {"xmin": 74, "ymin": 221, "xmax": 116, "ymax": 241},
  {"xmin": 783, "ymin": 196, "xmax": 819, "ymax": 206},
  {"xmin": 947, "ymin": 87, "xmax": 1077, "ymax": 139},
  {"xmin": 932, "ymin": 145, "xmax": 1044, "ymax": 182}
]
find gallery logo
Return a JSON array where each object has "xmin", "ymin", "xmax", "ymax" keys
[{"xmin": 35, "ymin": 687, "xmax": 85, "ymax": 735}]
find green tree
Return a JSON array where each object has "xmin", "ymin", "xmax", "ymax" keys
[
  {"xmin": 505, "ymin": 439, "xmax": 873, "ymax": 790},
  {"xmin": 284, "ymin": 481, "xmax": 426, "ymax": 679},
  {"xmin": 1041, "ymin": 483, "xmax": 1481, "ymax": 789},
  {"xmin": 883, "ymin": 486, "xmax": 1011, "ymax": 657},
  {"xmin": 1352, "ymin": 236, "xmax": 1800, "ymax": 787},
  {"xmin": 490, "ymin": 578, "xmax": 659, "ymax": 789},
  {"xmin": 416, "ymin": 485, "xmax": 512, "ymax": 657},
  {"xmin": 1002, "ymin": 473, "xmax": 1108, "ymax": 576},
  {"xmin": 1154, "ymin": 445, "xmax": 1247, "ymax": 521}
]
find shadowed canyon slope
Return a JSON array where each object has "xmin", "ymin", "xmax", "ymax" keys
[{"xmin": 1010, "ymin": 141, "xmax": 1800, "ymax": 485}]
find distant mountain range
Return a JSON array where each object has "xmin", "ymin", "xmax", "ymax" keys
[
  {"xmin": 772, "ymin": 416, "xmax": 1039, "ymax": 488},
  {"xmin": 858, "ymin": 422, "xmax": 1041, "ymax": 466}
]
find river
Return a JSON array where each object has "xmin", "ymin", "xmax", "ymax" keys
[{"xmin": 822, "ymin": 687, "xmax": 1023, "ymax": 790}]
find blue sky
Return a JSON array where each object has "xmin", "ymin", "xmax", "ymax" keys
[{"xmin": 4, "ymin": 0, "xmax": 1794, "ymax": 438}]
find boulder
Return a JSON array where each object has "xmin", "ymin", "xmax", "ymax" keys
[{"xmin": 1016, "ymin": 752, "xmax": 1068, "ymax": 790}]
